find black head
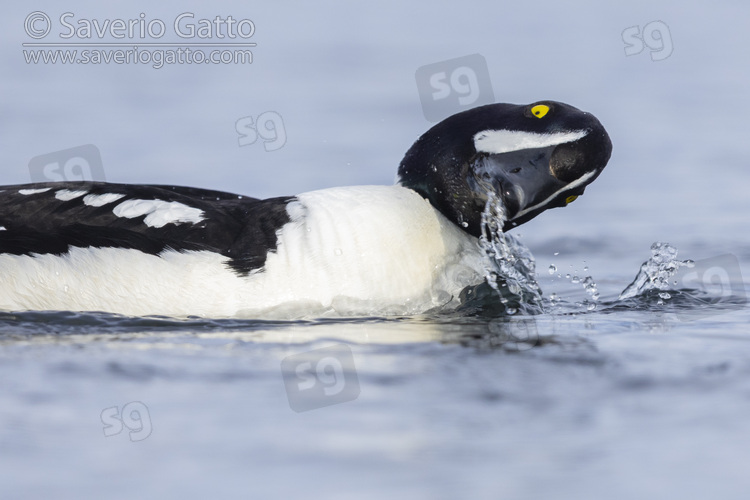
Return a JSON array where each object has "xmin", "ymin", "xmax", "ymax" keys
[{"xmin": 397, "ymin": 101, "xmax": 612, "ymax": 236}]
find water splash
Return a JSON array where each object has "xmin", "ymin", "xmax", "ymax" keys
[
  {"xmin": 581, "ymin": 275, "xmax": 600, "ymax": 306},
  {"xmin": 546, "ymin": 260, "xmax": 600, "ymax": 311},
  {"xmin": 619, "ymin": 242, "xmax": 693, "ymax": 300},
  {"xmin": 477, "ymin": 190, "xmax": 543, "ymax": 312}
]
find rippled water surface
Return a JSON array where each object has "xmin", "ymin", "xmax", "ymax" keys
[
  {"xmin": 3, "ymin": 1, "xmax": 750, "ymax": 499},
  {"xmin": 2, "ymin": 238, "xmax": 749, "ymax": 500}
]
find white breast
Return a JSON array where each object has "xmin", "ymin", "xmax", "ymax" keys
[
  {"xmin": 241, "ymin": 185, "xmax": 487, "ymax": 316},
  {"xmin": 0, "ymin": 186, "xmax": 487, "ymax": 318}
]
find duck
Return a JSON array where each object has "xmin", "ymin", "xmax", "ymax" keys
[{"xmin": 0, "ymin": 101, "xmax": 612, "ymax": 317}]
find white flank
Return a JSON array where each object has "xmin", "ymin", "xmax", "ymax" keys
[
  {"xmin": 0, "ymin": 186, "xmax": 488, "ymax": 318},
  {"xmin": 83, "ymin": 193, "xmax": 126, "ymax": 207},
  {"xmin": 19, "ymin": 188, "xmax": 51, "ymax": 195},
  {"xmin": 55, "ymin": 189, "xmax": 89, "ymax": 201},
  {"xmin": 112, "ymin": 199, "xmax": 205, "ymax": 228},
  {"xmin": 473, "ymin": 129, "xmax": 588, "ymax": 154},
  {"xmin": 0, "ymin": 226, "xmax": 5, "ymax": 231},
  {"xmin": 0, "ymin": 248, "xmax": 248, "ymax": 317}
]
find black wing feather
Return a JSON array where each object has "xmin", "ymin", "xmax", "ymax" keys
[{"xmin": 0, "ymin": 182, "xmax": 294, "ymax": 275}]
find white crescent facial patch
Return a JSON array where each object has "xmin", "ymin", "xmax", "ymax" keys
[
  {"xmin": 511, "ymin": 169, "xmax": 597, "ymax": 222},
  {"xmin": 473, "ymin": 129, "xmax": 588, "ymax": 155}
]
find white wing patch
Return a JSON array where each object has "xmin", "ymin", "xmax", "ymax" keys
[
  {"xmin": 18, "ymin": 188, "xmax": 52, "ymax": 195},
  {"xmin": 83, "ymin": 193, "xmax": 126, "ymax": 207},
  {"xmin": 112, "ymin": 199, "xmax": 205, "ymax": 228},
  {"xmin": 55, "ymin": 189, "xmax": 89, "ymax": 201},
  {"xmin": 473, "ymin": 129, "xmax": 588, "ymax": 154}
]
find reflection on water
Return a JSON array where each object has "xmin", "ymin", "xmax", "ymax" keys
[{"xmin": 0, "ymin": 309, "xmax": 543, "ymax": 348}]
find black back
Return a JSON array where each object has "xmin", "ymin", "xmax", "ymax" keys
[{"xmin": 0, "ymin": 182, "xmax": 294, "ymax": 275}]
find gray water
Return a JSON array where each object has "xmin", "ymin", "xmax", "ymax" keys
[{"xmin": 2, "ymin": 1, "xmax": 750, "ymax": 499}]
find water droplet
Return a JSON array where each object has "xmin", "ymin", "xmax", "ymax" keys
[
  {"xmin": 659, "ymin": 292, "xmax": 671, "ymax": 300},
  {"xmin": 506, "ymin": 307, "xmax": 517, "ymax": 315},
  {"xmin": 334, "ymin": 248, "xmax": 343, "ymax": 256},
  {"xmin": 64, "ymin": 285, "xmax": 69, "ymax": 293},
  {"xmin": 548, "ymin": 264, "xmax": 557, "ymax": 274},
  {"xmin": 685, "ymin": 260, "xmax": 695, "ymax": 268},
  {"xmin": 587, "ymin": 303, "xmax": 597, "ymax": 311},
  {"xmin": 571, "ymin": 275, "xmax": 581, "ymax": 284},
  {"xmin": 461, "ymin": 222, "xmax": 468, "ymax": 228},
  {"xmin": 565, "ymin": 274, "xmax": 571, "ymax": 279},
  {"xmin": 549, "ymin": 292, "xmax": 558, "ymax": 301},
  {"xmin": 554, "ymin": 252, "xmax": 559, "ymax": 256},
  {"xmin": 583, "ymin": 266, "xmax": 589, "ymax": 272}
]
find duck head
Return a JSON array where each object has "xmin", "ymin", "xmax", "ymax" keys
[{"xmin": 397, "ymin": 101, "xmax": 613, "ymax": 236}]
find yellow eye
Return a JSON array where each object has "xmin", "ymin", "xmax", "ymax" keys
[
  {"xmin": 565, "ymin": 195, "xmax": 578, "ymax": 204},
  {"xmin": 531, "ymin": 104, "xmax": 549, "ymax": 118}
]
